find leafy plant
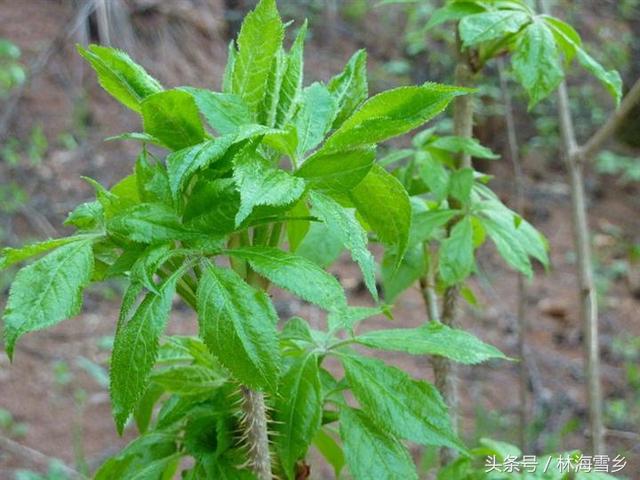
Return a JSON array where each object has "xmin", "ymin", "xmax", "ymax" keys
[
  {"xmin": 379, "ymin": 129, "xmax": 548, "ymax": 307},
  {"xmin": 0, "ymin": 38, "xmax": 25, "ymax": 97},
  {"xmin": 0, "ymin": 1, "xmax": 509, "ymax": 478},
  {"xmin": 428, "ymin": 0, "xmax": 621, "ymax": 107}
]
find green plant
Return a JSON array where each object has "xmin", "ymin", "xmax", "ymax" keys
[
  {"xmin": 0, "ymin": 38, "xmax": 25, "ymax": 97},
  {"xmin": 384, "ymin": 0, "xmax": 627, "ymax": 457},
  {"xmin": 0, "ymin": 1, "xmax": 511, "ymax": 478},
  {"xmin": 0, "ymin": 407, "xmax": 28, "ymax": 439},
  {"xmin": 595, "ymin": 150, "xmax": 640, "ymax": 184}
]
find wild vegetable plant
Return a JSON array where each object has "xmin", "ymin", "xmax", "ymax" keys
[
  {"xmin": 0, "ymin": 0, "xmax": 509, "ymax": 478},
  {"xmin": 380, "ymin": 0, "xmax": 623, "ymax": 461}
]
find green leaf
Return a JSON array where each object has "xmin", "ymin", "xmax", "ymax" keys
[
  {"xmin": 512, "ymin": 20, "xmax": 564, "ymax": 109},
  {"xmin": 182, "ymin": 88, "xmax": 252, "ymax": 135},
  {"xmin": 382, "ymin": 243, "xmax": 425, "ymax": 304},
  {"xmin": 309, "ymin": 191, "xmax": 377, "ymax": 299},
  {"xmin": 341, "ymin": 354, "xmax": 461, "ymax": 450},
  {"xmin": 575, "ymin": 48, "xmax": 622, "ymax": 106},
  {"xmin": 312, "ymin": 428, "xmax": 345, "ymax": 478},
  {"xmin": 77, "ymin": 44, "xmax": 162, "ymax": 112},
  {"xmin": 296, "ymin": 147, "xmax": 375, "ymax": 194},
  {"xmin": 327, "ymin": 306, "xmax": 384, "ymax": 332},
  {"xmin": 543, "ymin": 16, "xmax": 622, "ymax": 103},
  {"xmin": 409, "ymin": 209, "xmax": 459, "ymax": 246},
  {"xmin": 166, "ymin": 136, "xmax": 235, "ymax": 197},
  {"xmin": 227, "ymin": 246, "xmax": 346, "ymax": 311},
  {"xmin": 340, "ymin": 407, "xmax": 418, "ymax": 480},
  {"xmin": 151, "ymin": 365, "xmax": 227, "ymax": 395},
  {"xmin": 133, "ymin": 384, "xmax": 163, "ymax": 434},
  {"xmin": 106, "ymin": 132, "xmax": 166, "ymax": 148},
  {"xmin": 295, "ymin": 83, "xmax": 337, "ymax": 157},
  {"xmin": 542, "ymin": 15, "xmax": 581, "ymax": 63},
  {"xmin": 141, "ymin": 89, "xmax": 205, "ymax": 150},
  {"xmin": 459, "ymin": 10, "xmax": 531, "ymax": 47},
  {"xmin": 481, "ymin": 216, "xmax": 533, "ymax": 277},
  {"xmin": 476, "ymin": 200, "xmax": 549, "ymax": 272},
  {"xmin": 65, "ymin": 201, "xmax": 104, "ymax": 230},
  {"xmin": 0, "ymin": 235, "xmax": 98, "ymax": 270},
  {"xmin": 295, "ymin": 221, "xmax": 344, "ymax": 268},
  {"xmin": 322, "ymin": 84, "xmax": 469, "ymax": 152},
  {"xmin": 439, "ymin": 216, "xmax": 474, "ymax": 285},
  {"xmin": 351, "ymin": 165, "xmax": 412, "ymax": 262},
  {"xmin": 328, "ymin": 49, "xmax": 368, "ymax": 129},
  {"xmin": 110, "ymin": 274, "xmax": 177, "ymax": 432},
  {"xmin": 222, "ymin": 41, "xmax": 236, "ymax": 94},
  {"xmin": 274, "ymin": 353, "xmax": 323, "ymax": 477},
  {"xmin": 232, "ymin": 0, "xmax": 284, "ymax": 115},
  {"xmin": 448, "ymin": 168, "xmax": 474, "ymax": 205},
  {"xmin": 233, "ymin": 146, "xmax": 306, "ymax": 225},
  {"xmin": 356, "ymin": 322, "xmax": 507, "ymax": 364},
  {"xmin": 2, "ymin": 241, "xmax": 94, "ymax": 358},
  {"xmin": 260, "ymin": 48, "xmax": 286, "ymax": 127},
  {"xmin": 420, "ymin": 153, "xmax": 450, "ymax": 202},
  {"xmin": 286, "ymin": 199, "xmax": 310, "ymax": 253},
  {"xmin": 129, "ymin": 244, "xmax": 173, "ymax": 294},
  {"xmin": 184, "ymin": 179, "xmax": 239, "ymax": 235},
  {"xmin": 107, "ymin": 203, "xmax": 197, "ymax": 243},
  {"xmin": 196, "ymin": 262, "xmax": 280, "ymax": 391},
  {"xmin": 275, "ymin": 22, "xmax": 307, "ymax": 127},
  {"xmin": 430, "ymin": 136, "xmax": 499, "ymax": 159},
  {"xmin": 426, "ymin": 2, "xmax": 486, "ymax": 31}
]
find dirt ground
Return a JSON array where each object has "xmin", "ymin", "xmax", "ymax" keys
[{"xmin": 0, "ymin": 1, "xmax": 638, "ymax": 479}]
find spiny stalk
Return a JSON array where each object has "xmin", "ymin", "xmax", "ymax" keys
[{"xmin": 240, "ymin": 386, "xmax": 273, "ymax": 480}]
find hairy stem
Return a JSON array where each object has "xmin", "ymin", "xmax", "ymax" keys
[
  {"xmin": 498, "ymin": 57, "xmax": 529, "ymax": 452},
  {"xmin": 241, "ymin": 386, "xmax": 273, "ymax": 479}
]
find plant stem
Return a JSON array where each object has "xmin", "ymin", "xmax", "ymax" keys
[
  {"xmin": 433, "ymin": 38, "xmax": 475, "ymax": 466},
  {"xmin": 241, "ymin": 386, "xmax": 273, "ymax": 480},
  {"xmin": 536, "ymin": 0, "xmax": 603, "ymax": 453},
  {"xmin": 419, "ymin": 242, "xmax": 440, "ymax": 323},
  {"xmin": 498, "ymin": 57, "xmax": 529, "ymax": 453}
]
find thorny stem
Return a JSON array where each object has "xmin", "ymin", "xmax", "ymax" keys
[
  {"xmin": 498, "ymin": 57, "xmax": 529, "ymax": 453},
  {"xmin": 232, "ymin": 231, "xmax": 273, "ymax": 479},
  {"xmin": 240, "ymin": 386, "xmax": 273, "ymax": 480}
]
